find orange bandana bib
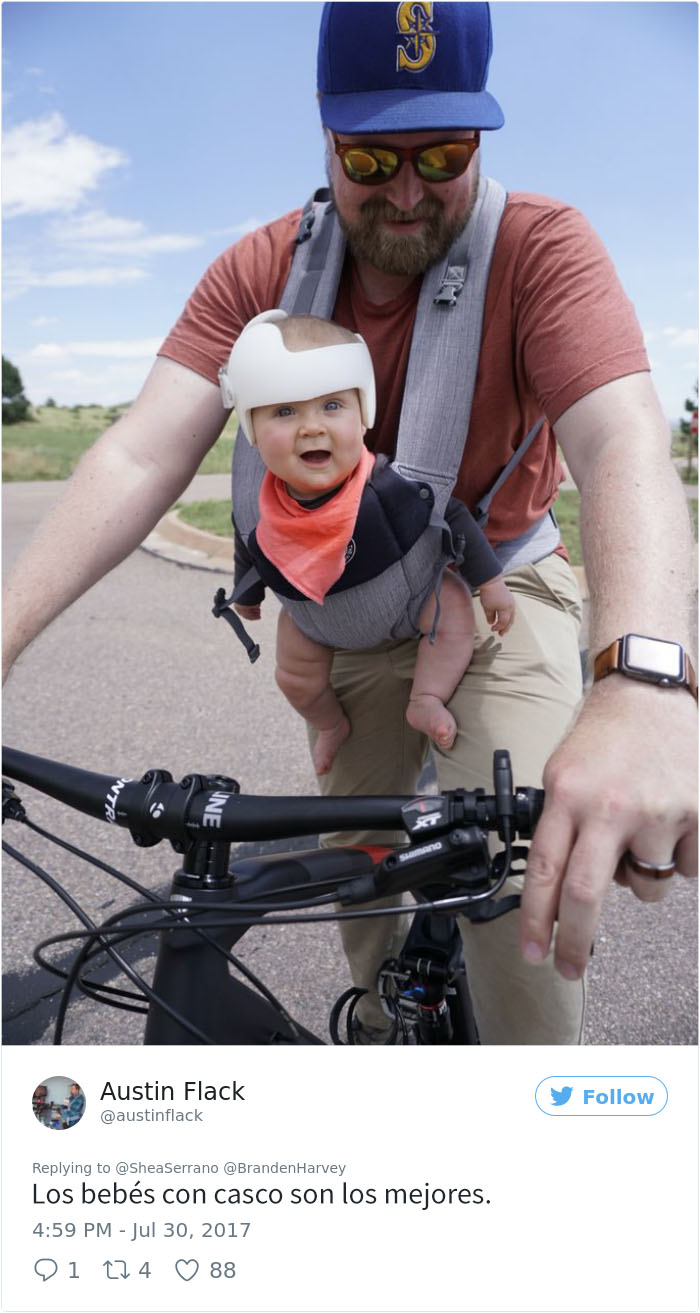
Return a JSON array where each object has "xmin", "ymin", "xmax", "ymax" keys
[{"xmin": 256, "ymin": 447, "xmax": 375, "ymax": 604}]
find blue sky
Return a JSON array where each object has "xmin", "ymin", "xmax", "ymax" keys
[{"xmin": 2, "ymin": 2, "xmax": 697, "ymax": 420}]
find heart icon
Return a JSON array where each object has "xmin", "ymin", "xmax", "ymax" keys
[{"xmin": 175, "ymin": 1259, "xmax": 199, "ymax": 1281}]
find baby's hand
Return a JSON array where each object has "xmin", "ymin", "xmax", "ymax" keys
[
  {"xmin": 234, "ymin": 603, "xmax": 262, "ymax": 620},
  {"xmin": 479, "ymin": 578, "xmax": 516, "ymax": 636}
]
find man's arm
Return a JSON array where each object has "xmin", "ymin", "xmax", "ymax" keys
[
  {"xmin": 3, "ymin": 357, "xmax": 228, "ymax": 680},
  {"xmin": 519, "ymin": 371, "xmax": 698, "ymax": 979}
]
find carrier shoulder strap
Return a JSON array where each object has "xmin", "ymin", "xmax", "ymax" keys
[
  {"xmin": 391, "ymin": 173, "xmax": 506, "ymax": 515},
  {"xmin": 473, "ymin": 415, "xmax": 546, "ymax": 528},
  {"xmin": 279, "ymin": 187, "xmax": 346, "ymax": 317}
]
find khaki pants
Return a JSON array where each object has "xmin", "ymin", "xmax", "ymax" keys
[{"xmin": 314, "ymin": 554, "xmax": 587, "ymax": 1045}]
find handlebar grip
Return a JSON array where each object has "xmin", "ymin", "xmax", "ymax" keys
[{"xmin": 493, "ymin": 749, "xmax": 514, "ymax": 836}]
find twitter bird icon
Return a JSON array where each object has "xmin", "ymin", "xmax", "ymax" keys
[{"xmin": 550, "ymin": 1086, "xmax": 573, "ymax": 1107}]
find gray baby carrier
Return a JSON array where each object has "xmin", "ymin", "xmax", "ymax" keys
[{"xmin": 217, "ymin": 175, "xmax": 558, "ymax": 657}]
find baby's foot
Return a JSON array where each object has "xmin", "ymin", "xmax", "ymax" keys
[
  {"xmin": 313, "ymin": 715, "xmax": 351, "ymax": 776},
  {"xmin": 406, "ymin": 695, "xmax": 457, "ymax": 752}
]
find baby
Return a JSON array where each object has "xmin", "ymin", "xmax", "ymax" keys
[{"xmin": 224, "ymin": 312, "xmax": 515, "ymax": 776}]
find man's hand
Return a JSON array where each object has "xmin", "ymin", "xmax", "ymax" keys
[
  {"xmin": 520, "ymin": 676, "xmax": 698, "ymax": 979},
  {"xmin": 534, "ymin": 371, "xmax": 699, "ymax": 979}
]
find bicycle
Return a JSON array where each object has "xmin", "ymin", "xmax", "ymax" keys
[{"xmin": 2, "ymin": 745, "xmax": 542, "ymax": 1046}]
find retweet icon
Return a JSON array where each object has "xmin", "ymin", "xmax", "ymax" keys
[{"xmin": 550, "ymin": 1086, "xmax": 573, "ymax": 1107}]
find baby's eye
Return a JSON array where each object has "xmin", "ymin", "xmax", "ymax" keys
[
  {"xmin": 275, "ymin": 405, "xmax": 295, "ymax": 417},
  {"xmin": 324, "ymin": 399, "xmax": 341, "ymax": 412}
]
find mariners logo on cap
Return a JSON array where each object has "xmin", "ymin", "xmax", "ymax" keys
[{"xmin": 396, "ymin": 1, "xmax": 437, "ymax": 72}]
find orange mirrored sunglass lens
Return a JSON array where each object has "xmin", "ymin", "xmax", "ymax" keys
[
  {"xmin": 338, "ymin": 140, "xmax": 476, "ymax": 185},
  {"xmin": 343, "ymin": 148, "xmax": 398, "ymax": 179},
  {"xmin": 417, "ymin": 143, "xmax": 474, "ymax": 179}
]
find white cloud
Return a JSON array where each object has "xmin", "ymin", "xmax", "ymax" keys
[
  {"xmin": 29, "ymin": 343, "xmax": 66, "ymax": 359},
  {"xmin": 3, "ymin": 200, "xmax": 204, "ymax": 298},
  {"xmin": 30, "ymin": 315, "xmax": 59, "ymax": 327},
  {"xmin": 644, "ymin": 326, "xmax": 698, "ymax": 351},
  {"xmin": 49, "ymin": 210, "xmax": 203, "ymax": 256},
  {"xmin": 29, "ymin": 338, "xmax": 162, "ymax": 360},
  {"xmin": 21, "ymin": 266, "xmax": 148, "ymax": 289},
  {"xmin": 665, "ymin": 328, "xmax": 699, "ymax": 350},
  {"xmin": 20, "ymin": 357, "xmax": 156, "ymax": 407},
  {"xmin": 2, "ymin": 113, "xmax": 128, "ymax": 217},
  {"xmin": 207, "ymin": 218, "xmax": 264, "ymax": 239}
]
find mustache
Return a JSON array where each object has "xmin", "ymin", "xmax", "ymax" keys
[{"xmin": 359, "ymin": 196, "xmax": 444, "ymax": 223}]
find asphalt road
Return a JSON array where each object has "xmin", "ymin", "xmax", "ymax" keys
[{"xmin": 2, "ymin": 477, "xmax": 697, "ymax": 1046}]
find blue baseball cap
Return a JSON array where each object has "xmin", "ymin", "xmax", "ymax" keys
[{"xmin": 317, "ymin": 2, "xmax": 504, "ymax": 134}]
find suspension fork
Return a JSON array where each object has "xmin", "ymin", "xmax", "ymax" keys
[{"xmin": 378, "ymin": 907, "xmax": 468, "ymax": 1044}]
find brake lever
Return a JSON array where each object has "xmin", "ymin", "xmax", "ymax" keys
[
  {"xmin": 2, "ymin": 780, "xmax": 26, "ymax": 824},
  {"xmin": 336, "ymin": 825, "xmax": 494, "ymax": 906},
  {"xmin": 460, "ymin": 893, "xmax": 522, "ymax": 923}
]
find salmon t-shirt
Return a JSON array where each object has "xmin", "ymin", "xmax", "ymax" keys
[{"xmin": 158, "ymin": 193, "xmax": 649, "ymax": 548}]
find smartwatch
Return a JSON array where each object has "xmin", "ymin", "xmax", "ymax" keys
[{"xmin": 593, "ymin": 635, "xmax": 698, "ymax": 700}]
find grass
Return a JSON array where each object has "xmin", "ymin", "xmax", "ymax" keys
[
  {"xmin": 7, "ymin": 409, "xmax": 696, "ymax": 553},
  {"xmin": 177, "ymin": 490, "xmax": 587, "ymax": 563},
  {"xmin": 2, "ymin": 404, "xmax": 238, "ymax": 482},
  {"xmin": 177, "ymin": 499, "xmax": 233, "ymax": 536},
  {"xmin": 2, "ymin": 406, "xmax": 124, "ymax": 481},
  {"xmin": 177, "ymin": 486, "xmax": 587, "ymax": 562},
  {"xmin": 176, "ymin": 484, "xmax": 698, "ymax": 561},
  {"xmin": 553, "ymin": 489, "xmax": 583, "ymax": 565},
  {"xmin": 554, "ymin": 488, "xmax": 697, "ymax": 559}
]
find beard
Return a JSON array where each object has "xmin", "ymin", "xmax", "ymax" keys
[{"xmin": 330, "ymin": 171, "xmax": 479, "ymax": 277}]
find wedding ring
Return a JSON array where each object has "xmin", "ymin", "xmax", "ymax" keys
[{"xmin": 624, "ymin": 851, "xmax": 676, "ymax": 880}]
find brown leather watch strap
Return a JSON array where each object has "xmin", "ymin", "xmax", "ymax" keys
[
  {"xmin": 682, "ymin": 651, "xmax": 699, "ymax": 700},
  {"xmin": 593, "ymin": 637, "xmax": 698, "ymax": 700},
  {"xmin": 593, "ymin": 639, "xmax": 622, "ymax": 684}
]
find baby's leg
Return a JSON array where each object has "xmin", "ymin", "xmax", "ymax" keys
[
  {"xmin": 406, "ymin": 572, "xmax": 476, "ymax": 751},
  {"xmin": 275, "ymin": 609, "xmax": 350, "ymax": 775}
]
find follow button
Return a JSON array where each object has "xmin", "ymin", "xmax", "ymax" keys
[{"xmin": 535, "ymin": 1075, "xmax": 668, "ymax": 1116}]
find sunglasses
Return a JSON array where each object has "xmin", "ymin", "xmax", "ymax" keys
[{"xmin": 333, "ymin": 133, "xmax": 480, "ymax": 186}]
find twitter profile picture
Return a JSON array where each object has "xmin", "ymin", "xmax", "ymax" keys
[{"xmin": 33, "ymin": 1076, "xmax": 86, "ymax": 1129}]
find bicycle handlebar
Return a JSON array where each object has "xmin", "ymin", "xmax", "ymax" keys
[{"xmin": 2, "ymin": 746, "xmax": 543, "ymax": 852}]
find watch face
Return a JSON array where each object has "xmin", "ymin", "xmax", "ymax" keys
[{"xmin": 623, "ymin": 635, "xmax": 683, "ymax": 680}]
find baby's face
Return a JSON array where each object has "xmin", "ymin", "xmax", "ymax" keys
[{"xmin": 251, "ymin": 389, "xmax": 365, "ymax": 499}]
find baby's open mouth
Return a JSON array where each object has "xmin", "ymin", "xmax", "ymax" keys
[{"xmin": 300, "ymin": 450, "xmax": 331, "ymax": 464}]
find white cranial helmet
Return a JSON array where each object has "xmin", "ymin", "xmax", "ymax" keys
[{"xmin": 218, "ymin": 309, "xmax": 376, "ymax": 444}]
